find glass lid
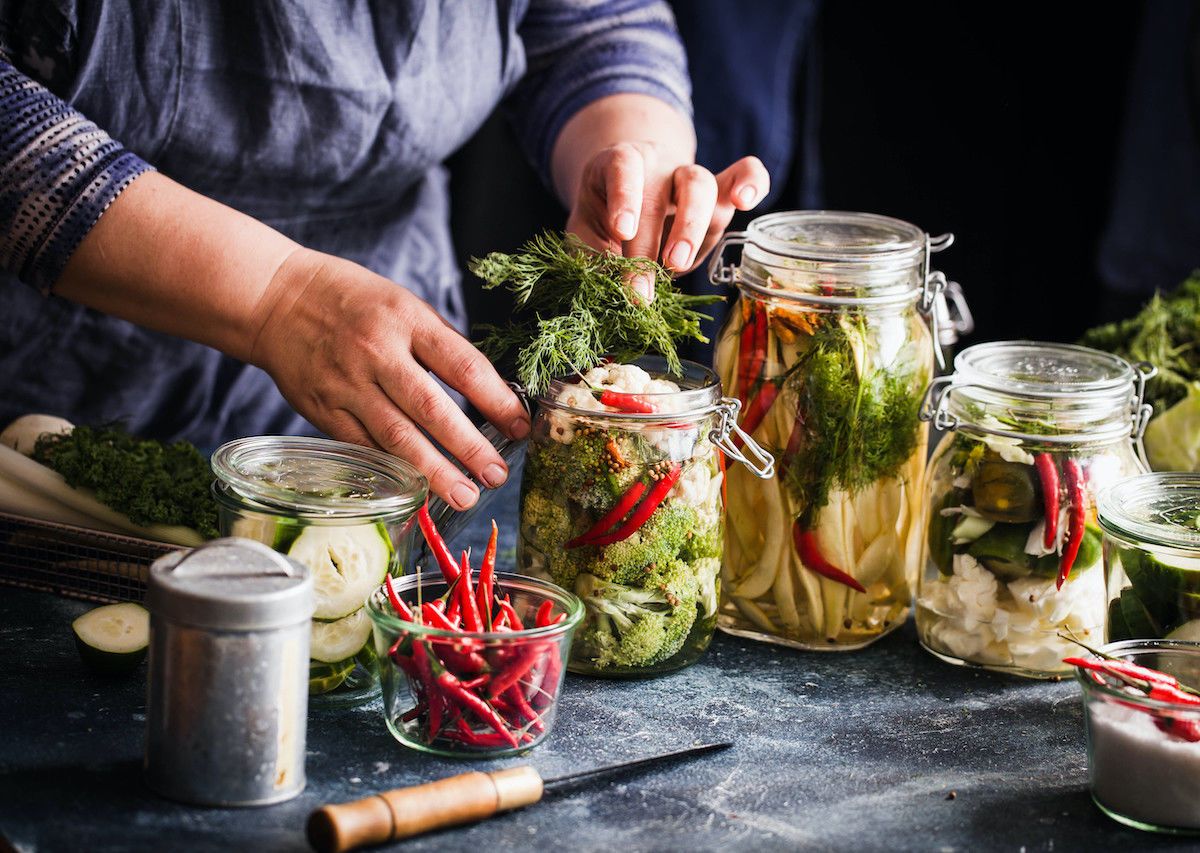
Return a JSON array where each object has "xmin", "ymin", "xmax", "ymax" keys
[
  {"xmin": 211, "ymin": 436, "xmax": 427, "ymax": 518},
  {"xmin": 952, "ymin": 341, "xmax": 1136, "ymax": 399},
  {"xmin": 745, "ymin": 210, "xmax": 926, "ymax": 263},
  {"xmin": 1098, "ymin": 473, "xmax": 1200, "ymax": 553}
]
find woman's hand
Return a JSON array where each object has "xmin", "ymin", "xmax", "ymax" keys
[
  {"xmin": 553, "ymin": 94, "xmax": 769, "ymax": 301},
  {"xmin": 249, "ymin": 250, "xmax": 531, "ymax": 510}
]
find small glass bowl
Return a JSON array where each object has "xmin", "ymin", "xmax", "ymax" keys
[
  {"xmin": 1074, "ymin": 639, "xmax": 1200, "ymax": 834},
  {"xmin": 366, "ymin": 572, "xmax": 583, "ymax": 758}
]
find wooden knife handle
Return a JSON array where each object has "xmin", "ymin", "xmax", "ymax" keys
[{"xmin": 306, "ymin": 766, "xmax": 544, "ymax": 853}]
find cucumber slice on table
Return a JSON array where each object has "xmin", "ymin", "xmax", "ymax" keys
[
  {"xmin": 72, "ymin": 602, "xmax": 149, "ymax": 674},
  {"xmin": 310, "ymin": 608, "xmax": 374, "ymax": 663},
  {"xmin": 287, "ymin": 523, "xmax": 393, "ymax": 620}
]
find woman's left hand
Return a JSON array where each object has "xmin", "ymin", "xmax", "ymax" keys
[{"xmin": 567, "ymin": 142, "xmax": 768, "ymax": 299}]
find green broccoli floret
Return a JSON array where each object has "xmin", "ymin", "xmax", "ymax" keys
[
  {"xmin": 680, "ymin": 520, "xmax": 722, "ymax": 562},
  {"xmin": 592, "ymin": 501, "xmax": 699, "ymax": 585},
  {"xmin": 518, "ymin": 488, "xmax": 589, "ymax": 589},
  {"xmin": 526, "ymin": 428, "xmax": 652, "ymax": 509},
  {"xmin": 575, "ymin": 562, "xmax": 699, "ymax": 668}
]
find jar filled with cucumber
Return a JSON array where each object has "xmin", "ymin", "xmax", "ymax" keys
[
  {"xmin": 1098, "ymin": 473, "xmax": 1200, "ymax": 644},
  {"xmin": 211, "ymin": 436, "xmax": 426, "ymax": 707},
  {"xmin": 710, "ymin": 211, "xmax": 951, "ymax": 650},
  {"xmin": 918, "ymin": 342, "xmax": 1154, "ymax": 677}
]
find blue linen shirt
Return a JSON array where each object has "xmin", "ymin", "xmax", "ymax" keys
[{"xmin": 0, "ymin": 1, "xmax": 690, "ymax": 447}]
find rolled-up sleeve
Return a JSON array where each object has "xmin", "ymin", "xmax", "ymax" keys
[
  {"xmin": 508, "ymin": 0, "xmax": 692, "ymax": 184},
  {"xmin": 0, "ymin": 59, "xmax": 152, "ymax": 293}
]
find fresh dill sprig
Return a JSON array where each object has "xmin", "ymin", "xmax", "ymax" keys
[{"xmin": 470, "ymin": 232, "xmax": 722, "ymax": 394}]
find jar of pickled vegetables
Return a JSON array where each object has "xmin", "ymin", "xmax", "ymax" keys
[
  {"xmin": 708, "ymin": 211, "xmax": 951, "ymax": 649},
  {"xmin": 918, "ymin": 342, "xmax": 1155, "ymax": 677},
  {"xmin": 1098, "ymin": 473, "xmax": 1200, "ymax": 644},
  {"xmin": 211, "ymin": 436, "xmax": 426, "ymax": 707},
  {"xmin": 516, "ymin": 356, "xmax": 773, "ymax": 677}
]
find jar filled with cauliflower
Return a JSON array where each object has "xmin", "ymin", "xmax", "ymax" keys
[
  {"xmin": 516, "ymin": 357, "xmax": 772, "ymax": 676},
  {"xmin": 918, "ymin": 341, "xmax": 1154, "ymax": 677}
]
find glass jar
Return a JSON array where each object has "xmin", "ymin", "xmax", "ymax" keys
[
  {"xmin": 1074, "ymin": 639, "xmax": 1200, "ymax": 835},
  {"xmin": 516, "ymin": 356, "xmax": 773, "ymax": 677},
  {"xmin": 708, "ymin": 210, "xmax": 949, "ymax": 650},
  {"xmin": 211, "ymin": 436, "xmax": 427, "ymax": 707},
  {"xmin": 1099, "ymin": 473, "xmax": 1200, "ymax": 643},
  {"xmin": 917, "ymin": 341, "xmax": 1154, "ymax": 677},
  {"xmin": 367, "ymin": 571, "xmax": 583, "ymax": 757}
]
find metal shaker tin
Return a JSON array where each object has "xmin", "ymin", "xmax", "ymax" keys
[{"xmin": 145, "ymin": 538, "xmax": 313, "ymax": 806}]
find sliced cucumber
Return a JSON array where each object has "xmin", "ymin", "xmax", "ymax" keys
[
  {"xmin": 72, "ymin": 602, "xmax": 149, "ymax": 673},
  {"xmin": 310, "ymin": 608, "xmax": 374, "ymax": 663},
  {"xmin": 288, "ymin": 523, "xmax": 392, "ymax": 619},
  {"xmin": 309, "ymin": 657, "xmax": 355, "ymax": 695}
]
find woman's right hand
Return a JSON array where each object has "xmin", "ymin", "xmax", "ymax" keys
[{"xmin": 249, "ymin": 248, "xmax": 530, "ymax": 510}]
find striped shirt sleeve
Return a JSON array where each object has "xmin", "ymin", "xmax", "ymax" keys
[
  {"xmin": 0, "ymin": 59, "xmax": 153, "ymax": 294},
  {"xmin": 508, "ymin": 0, "xmax": 693, "ymax": 185}
]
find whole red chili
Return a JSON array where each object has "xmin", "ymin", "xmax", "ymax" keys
[
  {"xmin": 732, "ymin": 382, "xmax": 779, "ymax": 450},
  {"xmin": 505, "ymin": 685, "xmax": 546, "ymax": 733},
  {"xmin": 435, "ymin": 666, "xmax": 518, "ymax": 748},
  {"xmin": 476, "ymin": 520, "xmax": 498, "ymax": 628},
  {"xmin": 735, "ymin": 302, "xmax": 760, "ymax": 404},
  {"xmin": 384, "ymin": 575, "xmax": 414, "ymax": 621},
  {"xmin": 794, "ymin": 523, "xmax": 866, "ymax": 593},
  {"xmin": 1057, "ymin": 459, "xmax": 1086, "ymax": 589},
  {"xmin": 596, "ymin": 389, "xmax": 657, "ymax": 414},
  {"xmin": 457, "ymin": 550, "xmax": 483, "ymax": 632},
  {"xmin": 586, "ymin": 463, "xmax": 683, "ymax": 547},
  {"xmin": 497, "ymin": 596, "xmax": 524, "ymax": 630},
  {"xmin": 417, "ymin": 503, "xmax": 461, "ymax": 583},
  {"xmin": 488, "ymin": 644, "xmax": 546, "ymax": 700},
  {"xmin": 565, "ymin": 480, "xmax": 647, "ymax": 548},
  {"xmin": 412, "ymin": 641, "xmax": 443, "ymax": 740},
  {"xmin": 1034, "ymin": 453, "xmax": 1060, "ymax": 549},
  {"xmin": 1064, "ymin": 657, "xmax": 1200, "ymax": 706},
  {"xmin": 535, "ymin": 600, "xmax": 555, "ymax": 628}
]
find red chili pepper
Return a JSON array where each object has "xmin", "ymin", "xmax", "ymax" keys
[
  {"xmin": 458, "ymin": 674, "xmax": 490, "ymax": 691},
  {"xmin": 731, "ymin": 382, "xmax": 779, "ymax": 450},
  {"xmin": 505, "ymin": 685, "xmax": 546, "ymax": 733},
  {"xmin": 596, "ymin": 389, "xmax": 657, "ymax": 414},
  {"xmin": 418, "ymin": 503, "xmax": 460, "ymax": 583},
  {"xmin": 477, "ymin": 520, "xmax": 498, "ymax": 628},
  {"xmin": 457, "ymin": 550, "xmax": 483, "ymax": 632},
  {"xmin": 1064, "ymin": 657, "xmax": 1200, "ymax": 706},
  {"xmin": 388, "ymin": 639, "xmax": 418, "ymax": 677},
  {"xmin": 735, "ymin": 302, "xmax": 760, "ymax": 404},
  {"xmin": 412, "ymin": 641, "xmax": 443, "ymax": 740},
  {"xmin": 498, "ymin": 596, "xmax": 524, "ymax": 630},
  {"xmin": 422, "ymin": 601, "xmax": 456, "ymax": 632},
  {"xmin": 445, "ymin": 586, "xmax": 461, "ymax": 623},
  {"xmin": 1034, "ymin": 453, "xmax": 1060, "ymax": 549},
  {"xmin": 435, "ymin": 667, "xmax": 518, "ymax": 747},
  {"xmin": 1157, "ymin": 716, "xmax": 1200, "ymax": 742},
  {"xmin": 535, "ymin": 600, "xmax": 555, "ymax": 628},
  {"xmin": 488, "ymin": 645, "xmax": 546, "ymax": 699},
  {"xmin": 399, "ymin": 703, "xmax": 427, "ymax": 723},
  {"xmin": 1060, "ymin": 634, "xmax": 1200, "ymax": 695},
  {"xmin": 778, "ymin": 407, "xmax": 805, "ymax": 480},
  {"xmin": 586, "ymin": 463, "xmax": 683, "ymax": 547},
  {"xmin": 1057, "ymin": 459, "xmax": 1086, "ymax": 590},
  {"xmin": 794, "ymin": 522, "xmax": 866, "ymax": 593},
  {"xmin": 532, "ymin": 645, "xmax": 562, "ymax": 712},
  {"xmin": 430, "ymin": 639, "xmax": 487, "ymax": 676},
  {"xmin": 383, "ymin": 575, "xmax": 414, "ymax": 621},
  {"xmin": 565, "ymin": 480, "xmax": 648, "ymax": 549}
]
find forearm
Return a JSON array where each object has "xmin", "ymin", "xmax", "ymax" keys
[
  {"xmin": 55, "ymin": 171, "xmax": 300, "ymax": 364},
  {"xmin": 550, "ymin": 93, "xmax": 696, "ymax": 208}
]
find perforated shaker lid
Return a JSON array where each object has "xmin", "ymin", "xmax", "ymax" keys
[{"xmin": 148, "ymin": 538, "xmax": 313, "ymax": 630}]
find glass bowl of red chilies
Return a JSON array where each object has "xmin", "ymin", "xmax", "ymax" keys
[{"xmin": 367, "ymin": 552, "xmax": 584, "ymax": 757}]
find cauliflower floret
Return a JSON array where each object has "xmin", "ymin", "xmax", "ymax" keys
[
  {"xmin": 549, "ymin": 383, "xmax": 605, "ymax": 443},
  {"xmin": 946, "ymin": 554, "xmax": 999, "ymax": 628},
  {"xmin": 642, "ymin": 378, "xmax": 682, "ymax": 395},
  {"xmin": 602, "ymin": 363, "xmax": 653, "ymax": 393},
  {"xmin": 671, "ymin": 458, "xmax": 712, "ymax": 508}
]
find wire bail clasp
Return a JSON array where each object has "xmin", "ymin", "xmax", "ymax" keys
[
  {"xmin": 1130, "ymin": 361, "xmax": 1158, "ymax": 470},
  {"xmin": 707, "ymin": 232, "xmax": 749, "ymax": 286},
  {"xmin": 918, "ymin": 375, "xmax": 959, "ymax": 431},
  {"xmin": 712, "ymin": 397, "xmax": 775, "ymax": 479}
]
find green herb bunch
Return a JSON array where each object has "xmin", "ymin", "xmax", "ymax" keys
[
  {"xmin": 783, "ymin": 318, "xmax": 923, "ymax": 528},
  {"xmin": 1079, "ymin": 271, "xmax": 1200, "ymax": 413},
  {"xmin": 471, "ymin": 232, "xmax": 722, "ymax": 395},
  {"xmin": 33, "ymin": 426, "xmax": 218, "ymax": 538}
]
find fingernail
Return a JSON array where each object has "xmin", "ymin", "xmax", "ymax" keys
[
  {"xmin": 616, "ymin": 211, "xmax": 637, "ymax": 239},
  {"xmin": 482, "ymin": 463, "xmax": 507, "ymax": 488},
  {"xmin": 631, "ymin": 274, "xmax": 655, "ymax": 304},
  {"xmin": 451, "ymin": 482, "xmax": 478, "ymax": 510},
  {"xmin": 668, "ymin": 241, "xmax": 692, "ymax": 270},
  {"xmin": 509, "ymin": 417, "xmax": 531, "ymax": 439},
  {"xmin": 737, "ymin": 185, "xmax": 758, "ymax": 206}
]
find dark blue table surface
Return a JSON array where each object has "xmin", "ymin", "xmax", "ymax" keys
[{"xmin": 0, "ymin": 474, "xmax": 1187, "ymax": 852}]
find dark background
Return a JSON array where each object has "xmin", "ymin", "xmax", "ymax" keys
[{"xmin": 448, "ymin": 2, "xmax": 1146, "ymax": 358}]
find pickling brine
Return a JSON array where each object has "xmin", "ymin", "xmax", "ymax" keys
[{"xmin": 710, "ymin": 211, "xmax": 953, "ymax": 649}]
